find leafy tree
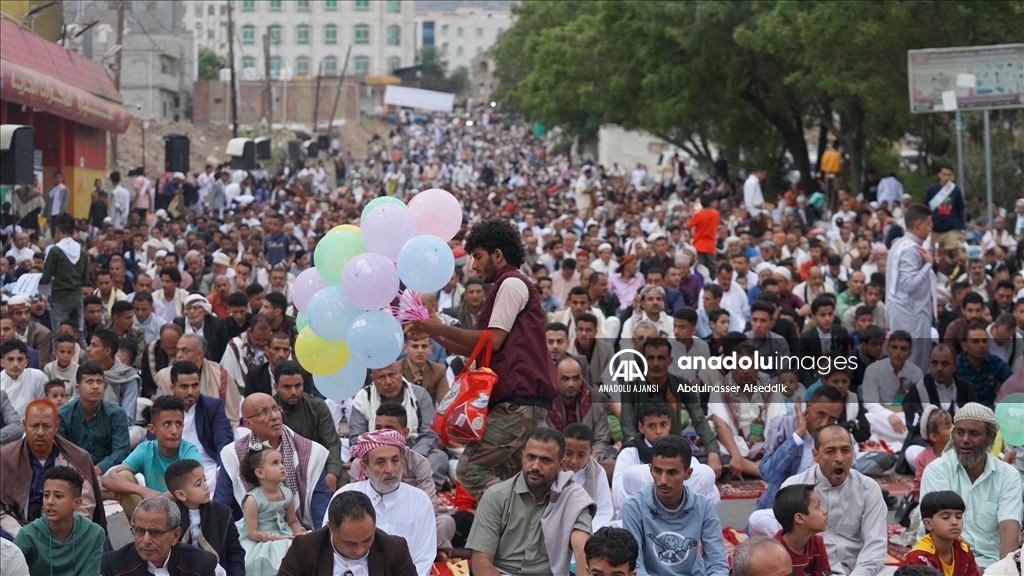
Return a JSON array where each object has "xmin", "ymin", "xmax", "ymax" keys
[
  {"xmin": 198, "ymin": 47, "xmax": 226, "ymax": 81},
  {"xmin": 416, "ymin": 48, "xmax": 470, "ymax": 95}
]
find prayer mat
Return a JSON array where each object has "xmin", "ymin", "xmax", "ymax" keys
[{"xmin": 718, "ymin": 478, "xmax": 768, "ymax": 500}]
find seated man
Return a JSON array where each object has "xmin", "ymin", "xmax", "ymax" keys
[
  {"xmin": 172, "ymin": 294, "xmax": 229, "ymax": 362},
  {"xmin": 350, "ymin": 403, "xmax": 439, "ymax": 511},
  {"xmin": 165, "ymin": 459, "xmax": 245, "ymax": 576},
  {"xmin": 401, "ymin": 335, "xmax": 449, "ymax": 408},
  {"xmin": 860, "ymin": 330, "xmax": 923, "ymax": 451},
  {"xmin": 920, "ymin": 403, "xmax": 1022, "ymax": 570},
  {"xmin": 622, "ymin": 435, "xmax": 729, "ymax": 576},
  {"xmin": 87, "ymin": 329, "xmax": 140, "ymax": 426},
  {"xmin": 155, "ymin": 334, "xmax": 240, "ymax": 428},
  {"xmin": 900, "ymin": 344, "xmax": 977, "ymax": 468},
  {"xmin": 164, "ymin": 360, "xmax": 233, "ymax": 491},
  {"xmin": 279, "ymin": 491, "xmax": 417, "ymax": 576},
  {"xmin": 220, "ymin": 314, "xmax": 273, "ymax": 390},
  {"xmin": 322, "ymin": 429, "xmax": 436, "ymax": 576},
  {"xmin": 242, "ymin": 331, "xmax": 315, "ymax": 398},
  {"xmin": 758, "ymin": 425, "xmax": 889, "ymax": 576},
  {"xmin": 583, "ymin": 527, "xmax": 640, "ymax": 576},
  {"xmin": 744, "ymin": 300, "xmax": 790, "ymax": 379},
  {"xmin": 350, "ymin": 360, "xmax": 448, "ymax": 491},
  {"xmin": 956, "ymin": 323, "xmax": 1013, "ymax": 408},
  {"xmin": 57, "ymin": 361, "xmax": 131, "ymax": 477},
  {"xmin": 103, "ymin": 395, "xmax": 201, "ymax": 519},
  {"xmin": 141, "ymin": 323, "xmax": 182, "ymax": 399},
  {"xmin": 216, "ymin": 392, "xmax": 330, "ymax": 529},
  {"xmin": 466, "ymin": 428, "xmax": 594, "ymax": 576},
  {"xmin": 732, "ymin": 537, "xmax": 794, "ymax": 576},
  {"xmin": 101, "ymin": 495, "xmax": 218, "ymax": 576},
  {"xmin": 0, "ymin": 339, "xmax": 47, "ymax": 416},
  {"xmin": 562, "ymin": 423, "xmax": 613, "ymax": 530},
  {"xmin": 708, "ymin": 344, "xmax": 788, "ymax": 478},
  {"xmin": 273, "ymin": 361, "xmax": 342, "ymax": 492},
  {"xmin": 0, "ymin": 399, "xmax": 105, "ymax": 537},
  {"xmin": 544, "ymin": 356, "xmax": 611, "ymax": 460}
]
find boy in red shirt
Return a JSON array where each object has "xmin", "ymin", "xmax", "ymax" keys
[
  {"xmin": 687, "ymin": 204, "xmax": 720, "ymax": 273},
  {"xmin": 772, "ymin": 484, "xmax": 832, "ymax": 576},
  {"xmin": 905, "ymin": 490, "xmax": 980, "ymax": 576}
]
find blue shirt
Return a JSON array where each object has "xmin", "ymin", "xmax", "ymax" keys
[
  {"xmin": 122, "ymin": 439, "xmax": 202, "ymax": 492},
  {"xmin": 955, "ymin": 352, "xmax": 1012, "ymax": 408},
  {"xmin": 263, "ymin": 232, "xmax": 292, "ymax": 266},
  {"xmin": 57, "ymin": 398, "xmax": 130, "ymax": 473}
]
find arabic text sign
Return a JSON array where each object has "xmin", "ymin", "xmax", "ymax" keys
[{"xmin": 908, "ymin": 44, "xmax": 1024, "ymax": 113}]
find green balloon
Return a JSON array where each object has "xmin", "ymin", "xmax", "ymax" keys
[
  {"xmin": 314, "ymin": 230, "xmax": 365, "ymax": 286},
  {"xmin": 360, "ymin": 196, "xmax": 406, "ymax": 223},
  {"xmin": 995, "ymin": 393, "xmax": 1024, "ymax": 446},
  {"xmin": 296, "ymin": 312, "xmax": 308, "ymax": 332}
]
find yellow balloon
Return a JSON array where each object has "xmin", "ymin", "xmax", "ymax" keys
[
  {"xmin": 330, "ymin": 224, "xmax": 361, "ymax": 236},
  {"xmin": 294, "ymin": 327, "xmax": 349, "ymax": 375}
]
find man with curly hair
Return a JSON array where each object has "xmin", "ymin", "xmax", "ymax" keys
[{"xmin": 408, "ymin": 218, "xmax": 557, "ymax": 499}]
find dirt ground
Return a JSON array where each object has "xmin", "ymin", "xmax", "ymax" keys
[{"xmin": 109, "ymin": 118, "xmax": 385, "ymax": 175}]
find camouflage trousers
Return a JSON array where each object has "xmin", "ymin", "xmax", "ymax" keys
[{"xmin": 456, "ymin": 402, "xmax": 548, "ymax": 501}]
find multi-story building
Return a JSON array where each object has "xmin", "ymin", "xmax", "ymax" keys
[
  {"xmin": 414, "ymin": 5, "xmax": 511, "ymax": 72},
  {"xmin": 183, "ymin": 0, "xmax": 416, "ymax": 80},
  {"xmin": 63, "ymin": 0, "xmax": 194, "ymax": 121}
]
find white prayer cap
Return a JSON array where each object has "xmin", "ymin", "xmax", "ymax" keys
[{"xmin": 773, "ymin": 266, "xmax": 792, "ymax": 281}]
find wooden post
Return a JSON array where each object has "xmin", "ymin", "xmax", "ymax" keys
[
  {"xmin": 111, "ymin": 0, "xmax": 124, "ymax": 168},
  {"xmin": 325, "ymin": 44, "xmax": 352, "ymax": 137},
  {"xmin": 227, "ymin": 3, "xmax": 238, "ymax": 137},
  {"xmin": 312, "ymin": 60, "xmax": 323, "ymax": 129},
  {"xmin": 263, "ymin": 31, "xmax": 271, "ymax": 125}
]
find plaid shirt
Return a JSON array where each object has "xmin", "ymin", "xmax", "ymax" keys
[{"xmin": 956, "ymin": 352, "xmax": 1012, "ymax": 408}]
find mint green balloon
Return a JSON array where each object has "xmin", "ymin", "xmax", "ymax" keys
[
  {"xmin": 360, "ymin": 196, "xmax": 406, "ymax": 223},
  {"xmin": 314, "ymin": 230, "xmax": 365, "ymax": 286},
  {"xmin": 296, "ymin": 312, "xmax": 308, "ymax": 333}
]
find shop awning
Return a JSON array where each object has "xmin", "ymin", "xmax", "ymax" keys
[{"xmin": 0, "ymin": 21, "xmax": 130, "ymax": 133}]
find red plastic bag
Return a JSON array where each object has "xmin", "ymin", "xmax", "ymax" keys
[{"xmin": 432, "ymin": 331, "xmax": 498, "ymax": 444}]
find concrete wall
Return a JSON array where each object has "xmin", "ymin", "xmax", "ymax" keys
[
  {"xmin": 193, "ymin": 79, "xmax": 359, "ymax": 126},
  {"xmin": 597, "ymin": 125, "xmax": 671, "ymax": 171}
]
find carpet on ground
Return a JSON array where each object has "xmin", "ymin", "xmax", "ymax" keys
[
  {"xmin": 718, "ymin": 479, "xmax": 767, "ymax": 500},
  {"xmin": 875, "ymin": 474, "xmax": 915, "ymax": 497}
]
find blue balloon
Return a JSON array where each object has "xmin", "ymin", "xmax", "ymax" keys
[
  {"xmin": 307, "ymin": 286, "xmax": 362, "ymax": 342},
  {"xmin": 346, "ymin": 311, "xmax": 403, "ymax": 369},
  {"xmin": 313, "ymin": 359, "xmax": 368, "ymax": 401},
  {"xmin": 397, "ymin": 234, "xmax": 456, "ymax": 293}
]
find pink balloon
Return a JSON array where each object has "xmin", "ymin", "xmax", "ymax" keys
[
  {"xmin": 341, "ymin": 252, "xmax": 400, "ymax": 311},
  {"xmin": 293, "ymin": 268, "xmax": 329, "ymax": 314},
  {"xmin": 361, "ymin": 203, "xmax": 418, "ymax": 262},
  {"xmin": 408, "ymin": 188, "xmax": 462, "ymax": 241}
]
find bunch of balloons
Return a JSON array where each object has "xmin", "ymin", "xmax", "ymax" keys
[{"xmin": 291, "ymin": 189, "xmax": 461, "ymax": 400}]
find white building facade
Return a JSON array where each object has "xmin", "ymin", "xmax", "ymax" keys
[
  {"xmin": 183, "ymin": 0, "xmax": 416, "ymax": 80},
  {"xmin": 415, "ymin": 6, "xmax": 512, "ymax": 72}
]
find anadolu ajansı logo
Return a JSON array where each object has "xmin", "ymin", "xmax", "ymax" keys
[{"xmin": 609, "ymin": 349, "xmax": 649, "ymax": 381}]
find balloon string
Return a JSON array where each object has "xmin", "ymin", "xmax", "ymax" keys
[{"xmin": 386, "ymin": 290, "xmax": 430, "ymax": 324}]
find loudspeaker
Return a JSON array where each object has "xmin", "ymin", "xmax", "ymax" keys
[
  {"xmin": 164, "ymin": 134, "xmax": 190, "ymax": 173},
  {"xmin": 255, "ymin": 138, "xmax": 271, "ymax": 160},
  {"xmin": 0, "ymin": 125, "xmax": 36, "ymax": 185},
  {"xmin": 303, "ymin": 140, "xmax": 319, "ymax": 158},
  {"xmin": 287, "ymin": 140, "xmax": 303, "ymax": 163},
  {"xmin": 229, "ymin": 143, "xmax": 255, "ymax": 170},
  {"xmin": 317, "ymin": 133, "xmax": 330, "ymax": 151}
]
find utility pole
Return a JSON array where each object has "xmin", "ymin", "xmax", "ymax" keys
[
  {"xmin": 263, "ymin": 30, "xmax": 271, "ymax": 127},
  {"xmin": 312, "ymin": 60, "xmax": 323, "ymax": 130},
  {"xmin": 227, "ymin": 2, "xmax": 238, "ymax": 137},
  {"xmin": 326, "ymin": 44, "xmax": 353, "ymax": 138},
  {"xmin": 111, "ymin": 0, "xmax": 125, "ymax": 167}
]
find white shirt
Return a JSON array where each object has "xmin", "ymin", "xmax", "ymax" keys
[
  {"xmin": 188, "ymin": 509, "xmax": 202, "ymax": 544},
  {"xmin": 146, "ymin": 561, "xmax": 170, "ymax": 576},
  {"xmin": 182, "ymin": 404, "xmax": 218, "ymax": 472},
  {"xmin": 610, "ymin": 443, "xmax": 720, "ymax": 518},
  {"xmin": 324, "ymin": 481, "xmax": 435, "ymax": 576},
  {"xmin": 4, "ymin": 246, "xmax": 33, "ymax": 262},
  {"xmin": 333, "ymin": 545, "xmax": 369, "ymax": 576},
  {"xmin": 572, "ymin": 463, "xmax": 613, "ymax": 531},
  {"xmin": 743, "ymin": 174, "xmax": 765, "ymax": 218},
  {"xmin": 860, "ymin": 358, "xmax": 923, "ymax": 404},
  {"xmin": 876, "ymin": 176, "xmax": 904, "ymax": 207},
  {"xmin": 630, "ymin": 168, "xmax": 647, "ymax": 189},
  {"xmin": 1, "ymin": 368, "xmax": 48, "ymax": 416}
]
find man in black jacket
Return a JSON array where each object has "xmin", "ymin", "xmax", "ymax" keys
[
  {"xmin": 173, "ymin": 294, "xmax": 229, "ymax": 362},
  {"xmin": 165, "ymin": 459, "xmax": 245, "ymax": 576},
  {"xmin": 243, "ymin": 332, "xmax": 318, "ymax": 398},
  {"xmin": 901, "ymin": 344, "xmax": 977, "ymax": 439},
  {"xmin": 101, "ymin": 495, "xmax": 218, "ymax": 576},
  {"xmin": 799, "ymin": 295, "xmax": 852, "ymax": 385}
]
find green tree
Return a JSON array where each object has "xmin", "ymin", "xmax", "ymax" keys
[{"xmin": 198, "ymin": 47, "xmax": 227, "ymax": 81}]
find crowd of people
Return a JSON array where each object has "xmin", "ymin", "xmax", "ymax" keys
[{"xmin": 1, "ymin": 112, "xmax": 1023, "ymax": 576}]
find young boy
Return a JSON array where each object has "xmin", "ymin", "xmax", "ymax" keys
[
  {"xmin": 905, "ymin": 490, "xmax": 980, "ymax": 576},
  {"xmin": 584, "ymin": 526, "xmax": 640, "ymax": 576},
  {"xmin": 621, "ymin": 435, "xmax": 729, "ymax": 576},
  {"xmin": 772, "ymin": 484, "xmax": 832, "ymax": 576},
  {"xmin": 563, "ymin": 423, "xmax": 613, "ymax": 530},
  {"xmin": 116, "ymin": 344, "xmax": 137, "ymax": 371},
  {"xmin": 779, "ymin": 369, "xmax": 806, "ymax": 416},
  {"xmin": 612, "ymin": 398, "xmax": 719, "ymax": 516},
  {"xmin": 165, "ymin": 459, "xmax": 245, "ymax": 575},
  {"xmin": 0, "ymin": 339, "xmax": 48, "ymax": 416},
  {"xmin": 44, "ymin": 380, "xmax": 68, "ymax": 409},
  {"xmin": 849, "ymin": 306, "xmax": 875, "ymax": 346},
  {"xmin": 102, "ymin": 394, "xmax": 200, "ymax": 518},
  {"xmin": 43, "ymin": 333, "xmax": 79, "ymax": 393},
  {"xmin": 12, "ymin": 466, "xmax": 105, "ymax": 576}
]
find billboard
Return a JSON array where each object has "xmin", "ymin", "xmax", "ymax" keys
[{"xmin": 908, "ymin": 44, "xmax": 1024, "ymax": 113}]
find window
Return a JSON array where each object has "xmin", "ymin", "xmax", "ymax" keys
[
  {"xmin": 387, "ymin": 56, "xmax": 401, "ymax": 73},
  {"xmin": 456, "ymin": 46, "xmax": 463, "ymax": 56},
  {"xmin": 354, "ymin": 24, "xmax": 369, "ymax": 44},
  {"xmin": 220, "ymin": 5, "xmax": 227, "ymax": 15},
  {"xmin": 324, "ymin": 24, "xmax": 337, "ymax": 45},
  {"xmin": 296, "ymin": 25, "xmax": 309, "ymax": 45},
  {"xmin": 269, "ymin": 0, "xmax": 281, "ymax": 11},
  {"xmin": 269, "ymin": 25, "xmax": 282, "ymax": 44},
  {"xmin": 325, "ymin": 0, "xmax": 337, "ymax": 10},
  {"xmin": 242, "ymin": 0, "xmax": 254, "ymax": 11},
  {"xmin": 353, "ymin": 56, "xmax": 370, "ymax": 76},
  {"xmin": 242, "ymin": 24, "xmax": 255, "ymax": 45},
  {"xmin": 195, "ymin": 4, "xmax": 202, "ymax": 17},
  {"xmin": 355, "ymin": 0, "xmax": 369, "ymax": 11},
  {"xmin": 242, "ymin": 56, "xmax": 256, "ymax": 69},
  {"xmin": 441, "ymin": 25, "xmax": 448, "ymax": 36},
  {"xmin": 296, "ymin": 56, "xmax": 310, "ymax": 76},
  {"xmin": 160, "ymin": 56, "xmax": 176, "ymax": 75},
  {"xmin": 477, "ymin": 27, "xmax": 483, "ymax": 37},
  {"xmin": 323, "ymin": 56, "xmax": 338, "ymax": 76},
  {"xmin": 387, "ymin": 25, "xmax": 400, "ymax": 46},
  {"xmin": 208, "ymin": 5, "xmax": 214, "ymax": 15},
  {"xmin": 207, "ymin": 29, "xmax": 214, "ymax": 40},
  {"xmin": 456, "ymin": 26, "xmax": 463, "ymax": 36},
  {"xmin": 270, "ymin": 56, "xmax": 282, "ymax": 79},
  {"xmin": 297, "ymin": 0, "xmax": 309, "ymax": 11},
  {"xmin": 387, "ymin": 0, "xmax": 400, "ymax": 13},
  {"xmin": 423, "ymin": 21, "xmax": 434, "ymax": 47}
]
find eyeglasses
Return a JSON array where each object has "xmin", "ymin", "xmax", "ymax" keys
[
  {"xmin": 131, "ymin": 525, "xmax": 174, "ymax": 538},
  {"xmin": 243, "ymin": 405, "xmax": 283, "ymax": 421}
]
